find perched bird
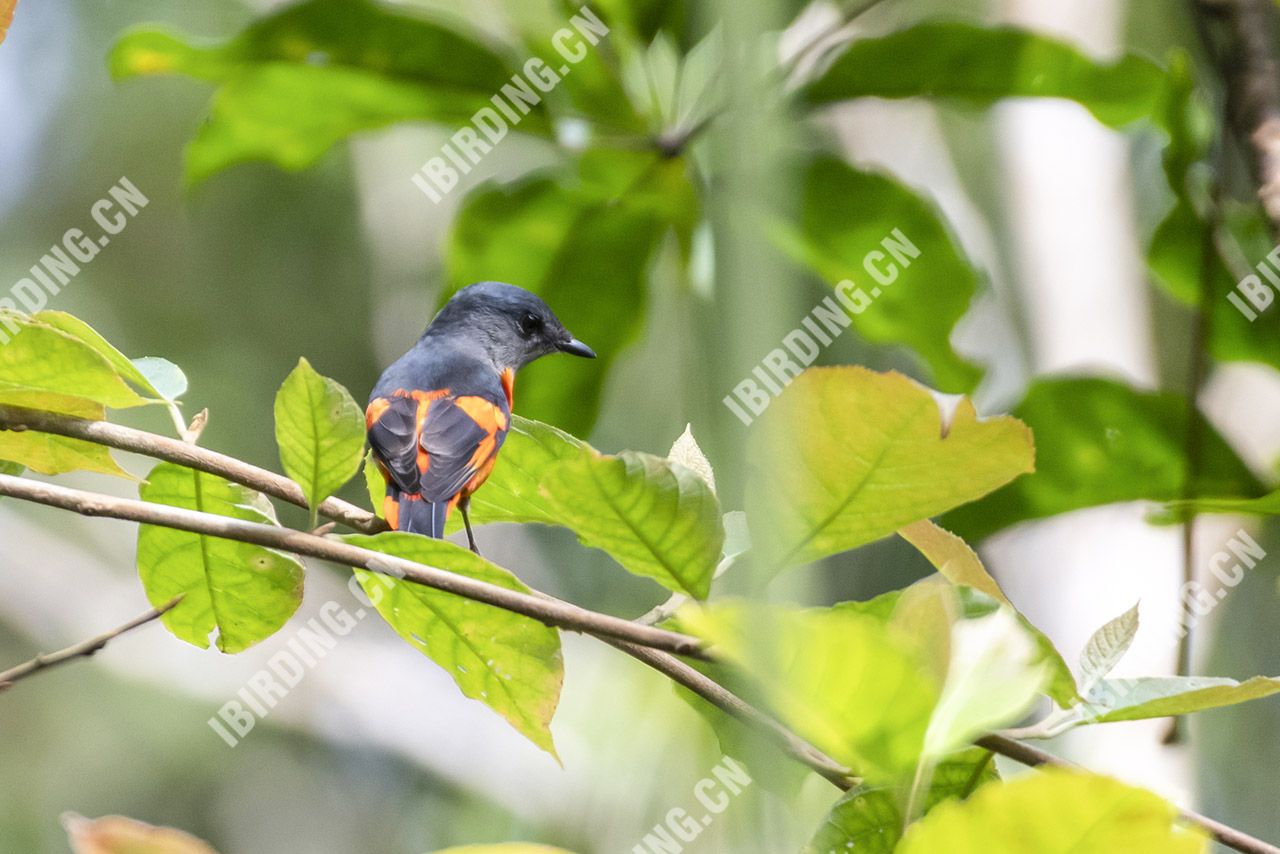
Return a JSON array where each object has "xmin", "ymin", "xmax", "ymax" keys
[{"xmin": 366, "ymin": 281, "xmax": 595, "ymax": 551}]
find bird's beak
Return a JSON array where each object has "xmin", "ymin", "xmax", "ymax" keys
[{"xmin": 558, "ymin": 337, "xmax": 597, "ymax": 359}]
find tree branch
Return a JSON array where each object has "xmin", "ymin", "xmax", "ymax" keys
[
  {"xmin": 0, "ymin": 405, "xmax": 385, "ymax": 535},
  {"xmin": 0, "ymin": 597, "xmax": 182, "ymax": 690},
  {"xmin": 1, "ymin": 417, "xmax": 1276, "ymax": 851},
  {"xmin": 0, "ymin": 474, "xmax": 706, "ymax": 659}
]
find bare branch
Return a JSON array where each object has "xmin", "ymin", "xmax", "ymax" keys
[
  {"xmin": 0, "ymin": 597, "xmax": 182, "ymax": 691},
  {"xmin": 0, "ymin": 473, "xmax": 706, "ymax": 659},
  {"xmin": 0, "ymin": 404, "xmax": 385, "ymax": 534}
]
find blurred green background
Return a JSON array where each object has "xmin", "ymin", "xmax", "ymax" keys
[{"xmin": 1, "ymin": 0, "xmax": 1278, "ymax": 852}]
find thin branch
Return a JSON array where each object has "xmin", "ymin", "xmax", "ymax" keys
[
  {"xmin": 606, "ymin": 638, "xmax": 856, "ymax": 788},
  {"xmin": 0, "ymin": 474, "xmax": 707, "ymax": 659},
  {"xmin": 0, "ymin": 597, "xmax": 182, "ymax": 691},
  {"xmin": 0, "ymin": 405, "xmax": 385, "ymax": 535}
]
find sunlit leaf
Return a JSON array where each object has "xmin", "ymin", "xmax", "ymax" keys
[
  {"xmin": 1079, "ymin": 603, "xmax": 1140, "ymax": 695},
  {"xmin": 429, "ymin": 846, "xmax": 576, "ymax": 854},
  {"xmin": 446, "ymin": 149, "xmax": 698, "ymax": 435},
  {"xmin": 748, "ymin": 367, "xmax": 1034, "ymax": 571},
  {"xmin": 137, "ymin": 463, "xmax": 304, "ymax": 653},
  {"xmin": 899, "ymin": 522, "xmax": 1079, "ymax": 706},
  {"xmin": 363, "ymin": 449, "xmax": 385, "ymax": 517},
  {"xmin": 1083, "ymin": 675, "xmax": 1280, "ymax": 724},
  {"xmin": 668, "ymin": 423, "xmax": 716, "ymax": 495},
  {"xmin": 345, "ymin": 532, "xmax": 563, "ymax": 757},
  {"xmin": 679, "ymin": 599, "xmax": 941, "ymax": 780},
  {"xmin": 941, "ymin": 377, "xmax": 1261, "ymax": 542},
  {"xmin": 64, "ymin": 813, "xmax": 219, "ymax": 854},
  {"xmin": 805, "ymin": 748, "xmax": 997, "ymax": 854},
  {"xmin": 775, "ymin": 157, "xmax": 982, "ymax": 391},
  {"xmin": 29, "ymin": 310, "xmax": 179, "ymax": 401},
  {"xmin": 110, "ymin": 0, "xmax": 542, "ymax": 184},
  {"xmin": 541, "ymin": 450, "xmax": 723, "ymax": 598},
  {"xmin": 897, "ymin": 769, "xmax": 1206, "ymax": 853},
  {"xmin": 273, "ymin": 357, "xmax": 365, "ymax": 522}
]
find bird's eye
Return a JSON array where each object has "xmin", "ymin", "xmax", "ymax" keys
[{"xmin": 519, "ymin": 312, "xmax": 541, "ymax": 336}]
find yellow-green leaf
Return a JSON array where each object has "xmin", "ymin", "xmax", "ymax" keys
[
  {"xmin": 896, "ymin": 769, "xmax": 1206, "ymax": 853},
  {"xmin": 679, "ymin": 599, "xmax": 940, "ymax": 780},
  {"xmin": 0, "ymin": 310, "xmax": 150, "ymax": 410},
  {"xmin": 137, "ymin": 463, "xmax": 304, "ymax": 653},
  {"xmin": 899, "ymin": 521, "xmax": 1080, "ymax": 707},
  {"xmin": 344, "ymin": 532, "xmax": 563, "ymax": 758},
  {"xmin": 430, "ymin": 847, "xmax": 576, "ymax": 854},
  {"xmin": 273, "ymin": 358, "xmax": 365, "ymax": 522},
  {"xmin": 542, "ymin": 450, "xmax": 723, "ymax": 598},
  {"xmin": 1083, "ymin": 675, "xmax": 1280, "ymax": 724},
  {"xmin": 748, "ymin": 367, "xmax": 1033, "ymax": 571}
]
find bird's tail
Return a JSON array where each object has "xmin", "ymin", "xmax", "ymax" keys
[{"xmin": 383, "ymin": 485, "xmax": 449, "ymax": 538}]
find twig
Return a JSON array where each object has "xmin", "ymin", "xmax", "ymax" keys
[
  {"xmin": 605, "ymin": 638, "xmax": 857, "ymax": 789},
  {"xmin": 0, "ymin": 404, "xmax": 385, "ymax": 535},
  {"xmin": 0, "ymin": 474, "xmax": 706, "ymax": 659},
  {"xmin": 0, "ymin": 597, "xmax": 182, "ymax": 691}
]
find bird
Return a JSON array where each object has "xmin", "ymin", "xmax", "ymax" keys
[{"xmin": 366, "ymin": 281, "xmax": 595, "ymax": 552}]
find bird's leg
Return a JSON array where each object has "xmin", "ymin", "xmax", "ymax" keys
[{"xmin": 458, "ymin": 496, "xmax": 481, "ymax": 556}]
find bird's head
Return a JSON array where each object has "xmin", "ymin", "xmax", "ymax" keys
[{"xmin": 428, "ymin": 281, "xmax": 596, "ymax": 370}]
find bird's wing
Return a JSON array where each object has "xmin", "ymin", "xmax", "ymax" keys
[
  {"xmin": 417, "ymin": 394, "xmax": 510, "ymax": 501},
  {"xmin": 366, "ymin": 391, "xmax": 439, "ymax": 494}
]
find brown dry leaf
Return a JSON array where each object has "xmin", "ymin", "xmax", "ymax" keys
[
  {"xmin": 63, "ymin": 813, "xmax": 220, "ymax": 854},
  {"xmin": 0, "ymin": 1, "xmax": 15, "ymax": 45}
]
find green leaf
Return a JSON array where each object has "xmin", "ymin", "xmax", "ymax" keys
[
  {"xmin": 898, "ymin": 522, "xmax": 1079, "ymax": 707},
  {"xmin": 27, "ymin": 311, "xmax": 181, "ymax": 401},
  {"xmin": 363, "ymin": 449, "xmax": 385, "ymax": 517},
  {"xmin": 667, "ymin": 423, "xmax": 716, "ymax": 495},
  {"xmin": 679, "ymin": 599, "xmax": 941, "ymax": 780},
  {"xmin": 1079, "ymin": 603, "xmax": 1140, "ymax": 695},
  {"xmin": 941, "ymin": 377, "xmax": 1261, "ymax": 542},
  {"xmin": 1083, "ymin": 675, "xmax": 1280, "ymax": 724},
  {"xmin": 344, "ymin": 532, "xmax": 563, "ymax": 757},
  {"xmin": 273, "ymin": 357, "xmax": 366, "ymax": 523},
  {"xmin": 455, "ymin": 415, "xmax": 591, "ymax": 529},
  {"xmin": 748, "ymin": 367, "xmax": 1034, "ymax": 571},
  {"xmin": 896, "ymin": 768, "xmax": 1206, "ymax": 853},
  {"xmin": 110, "ymin": 0, "xmax": 542, "ymax": 184},
  {"xmin": 774, "ymin": 156, "xmax": 982, "ymax": 391},
  {"xmin": 541, "ymin": 450, "xmax": 723, "ymax": 598},
  {"xmin": 446, "ymin": 149, "xmax": 697, "ymax": 435},
  {"xmin": 802, "ymin": 23, "xmax": 1169, "ymax": 133},
  {"xmin": 137, "ymin": 463, "xmax": 304, "ymax": 653},
  {"xmin": 805, "ymin": 748, "xmax": 997, "ymax": 854},
  {"xmin": 0, "ymin": 310, "xmax": 151, "ymax": 410}
]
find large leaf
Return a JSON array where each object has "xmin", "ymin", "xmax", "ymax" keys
[
  {"xmin": 30, "ymin": 311, "xmax": 184, "ymax": 402},
  {"xmin": 899, "ymin": 521, "xmax": 1079, "ymax": 707},
  {"xmin": 775, "ymin": 157, "xmax": 982, "ymax": 391},
  {"xmin": 273, "ymin": 358, "xmax": 365, "ymax": 522},
  {"xmin": 541, "ymin": 451, "xmax": 723, "ymax": 598},
  {"xmin": 747, "ymin": 367, "xmax": 1034, "ymax": 571},
  {"xmin": 110, "ymin": 0, "xmax": 540, "ymax": 184},
  {"xmin": 896, "ymin": 769, "xmax": 1206, "ymax": 853},
  {"xmin": 456, "ymin": 415, "xmax": 590, "ymax": 529},
  {"xmin": 344, "ymin": 533, "xmax": 563, "ymax": 757},
  {"xmin": 805, "ymin": 748, "xmax": 997, "ymax": 854},
  {"xmin": 679, "ymin": 599, "xmax": 941, "ymax": 780},
  {"xmin": 941, "ymin": 377, "xmax": 1262, "ymax": 542},
  {"xmin": 1083, "ymin": 675, "xmax": 1280, "ymax": 724},
  {"xmin": 446, "ymin": 149, "xmax": 697, "ymax": 435},
  {"xmin": 0, "ymin": 310, "xmax": 150, "ymax": 410},
  {"xmin": 137, "ymin": 463, "xmax": 305, "ymax": 653},
  {"xmin": 802, "ymin": 23, "xmax": 1169, "ymax": 133}
]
